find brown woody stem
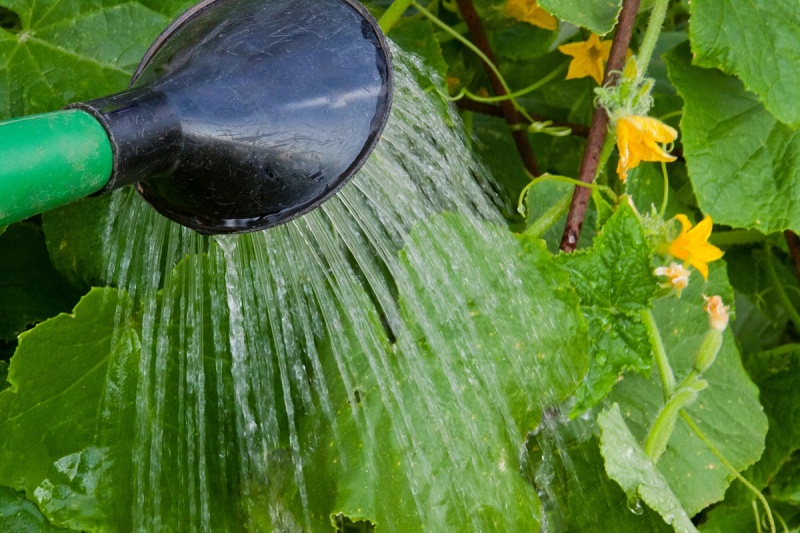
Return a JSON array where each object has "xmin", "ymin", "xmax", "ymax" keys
[
  {"xmin": 456, "ymin": 0, "xmax": 541, "ymax": 176},
  {"xmin": 559, "ymin": 0, "xmax": 641, "ymax": 252}
]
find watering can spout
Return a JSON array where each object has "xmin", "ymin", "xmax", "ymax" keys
[{"xmin": 0, "ymin": 0, "xmax": 393, "ymax": 235}]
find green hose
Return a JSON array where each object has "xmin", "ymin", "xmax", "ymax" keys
[{"xmin": 0, "ymin": 110, "xmax": 113, "ymax": 226}]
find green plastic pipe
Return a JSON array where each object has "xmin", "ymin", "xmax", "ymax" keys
[{"xmin": 0, "ymin": 110, "xmax": 113, "ymax": 226}]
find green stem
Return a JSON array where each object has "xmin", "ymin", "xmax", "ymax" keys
[
  {"xmin": 379, "ymin": 0, "xmax": 414, "ymax": 34},
  {"xmin": 765, "ymin": 244, "xmax": 800, "ymax": 333},
  {"xmin": 635, "ymin": 0, "xmax": 670, "ymax": 83},
  {"xmin": 595, "ymin": 133, "xmax": 617, "ymax": 182},
  {"xmin": 680, "ymin": 411, "xmax": 776, "ymax": 533},
  {"xmin": 411, "ymin": 1, "xmax": 538, "ymax": 124},
  {"xmin": 659, "ymin": 161, "xmax": 669, "ymax": 218},
  {"xmin": 642, "ymin": 309, "xmax": 675, "ymax": 400},
  {"xmin": 455, "ymin": 63, "xmax": 567, "ymax": 103},
  {"xmin": 533, "ymin": 173, "xmax": 618, "ymax": 203},
  {"xmin": 520, "ymin": 190, "xmax": 572, "ymax": 239},
  {"xmin": 753, "ymin": 500, "xmax": 764, "ymax": 533},
  {"xmin": 645, "ymin": 383, "xmax": 704, "ymax": 462},
  {"xmin": 658, "ymin": 109, "xmax": 683, "ymax": 122},
  {"xmin": 758, "ymin": 343, "xmax": 800, "ymax": 358}
]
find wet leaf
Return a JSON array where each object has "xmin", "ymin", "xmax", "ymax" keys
[
  {"xmin": 666, "ymin": 43, "xmax": 800, "ymax": 234},
  {"xmin": 556, "ymin": 204, "xmax": 656, "ymax": 414},
  {"xmin": 689, "ymin": 0, "xmax": 800, "ymax": 128},
  {"xmin": 598, "ymin": 404, "xmax": 699, "ymax": 532},
  {"xmin": 297, "ymin": 212, "xmax": 590, "ymax": 530},
  {"xmin": 0, "ymin": 0, "xmax": 189, "ymax": 118},
  {"xmin": 0, "ymin": 260, "xmax": 259, "ymax": 531},
  {"xmin": 0, "ymin": 485, "xmax": 75, "ymax": 532},
  {"xmin": 0, "ymin": 288, "xmax": 142, "ymax": 531},
  {"xmin": 524, "ymin": 412, "xmax": 674, "ymax": 531}
]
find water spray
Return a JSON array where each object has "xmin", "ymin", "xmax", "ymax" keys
[{"xmin": 0, "ymin": 0, "xmax": 393, "ymax": 234}]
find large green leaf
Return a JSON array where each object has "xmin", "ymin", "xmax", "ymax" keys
[
  {"xmin": 738, "ymin": 347, "xmax": 800, "ymax": 501},
  {"xmin": 598, "ymin": 404, "xmax": 698, "ymax": 532},
  {"xmin": 608, "ymin": 262, "xmax": 768, "ymax": 516},
  {"xmin": 296, "ymin": 212, "xmax": 590, "ymax": 530},
  {"xmin": 556, "ymin": 204, "xmax": 656, "ymax": 413},
  {"xmin": 0, "ymin": 223, "xmax": 82, "ymax": 342},
  {"xmin": 0, "ymin": 485, "xmax": 75, "ymax": 532},
  {"xmin": 0, "ymin": 288, "xmax": 142, "ymax": 530},
  {"xmin": 398, "ymin": 213, "xmax": 590, "ymax": 431},
  {"xmin": 689, "ymin": 0, "xmax": 800, "ymax": 128},
  {"xmin": 0, "ymin": 261, "xmax": 258, "ymax": 531},
  {"xmin": 538, "ymin": 0, "xmax": 622, "ymax": 36},
  {"xmin": 666, "ymin": 42, "xmax": 800, "ymax": 234}
]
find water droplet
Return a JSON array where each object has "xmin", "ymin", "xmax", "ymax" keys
[
  {"xmin": 627, "ymin": 495, "xmax": 644, "ymax": 515},
  {"xmin": 596, "ymin": 351, "xmax": 607, "ymax": 364}
]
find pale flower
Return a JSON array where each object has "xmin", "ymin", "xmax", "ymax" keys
[
  {"xmin": 703, "ymin": 295, "xmax": 730, "ymax": 332},
  {"xmin": 669, "ymin": 215, "xmax": 724, "ymax": 280},
  {"xmin": 654, "ymin": 262, "xmax": 691, "ymax": 296},
  {"xmin": 558, "ymin": 34, "xmax": 613, "ymax": 85},
  {"xmin": 505, "ymin": 0, "xmax": 558, "ymax": 30},
  {"xmin": 615, "ymin": 115, "xmax": 678, "ymax": 182}
]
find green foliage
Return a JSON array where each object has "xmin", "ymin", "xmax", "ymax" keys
[
  {"xmin": 298, "ymin": 213, "xmax": 589, "ymax": 530},
  {"xmin": 557, "ymin": 204, "xmax": 655, "ymax": 413},
  {"xmin": 3, "ymin": 0, "xmax": 800, "ymax": 530},
  {"xmin": 0, "ymin": 224, "xmax": 82, "ymax": 342},
  {"xmin": 0, "ymin": 485, "xmax": 75, "ymax": 532},
  {"xmin": 689, "ymin": 0, "xmax": 800, "ymax": 128},
  {"xmin": 734, "ymin": 347, "xmax": 800, "ymax": 503},
  {"xmin": 609, "ymin": 263, "xmax": 768, "ymax": 516},
  {"xmin": 538, "ymin": 0, "xmax": 622, "ymax": 36},
  {"xmin": 598, "ymin": 404, "xmax": 699, "ymax": 532},
  {"xmin": 0, "ymin": 0, "xmax": 190, "ymax": 118},
  {"xmin": 0, "ymin": 288, "xmax": 142, "ymax": 531},
  {"xmin": 527, "ymin": 423, "xmax": 674, "ymax": 531},
  {"xmin": 666, "ymin": 43, "xmax": 800, "ymax": 234}
]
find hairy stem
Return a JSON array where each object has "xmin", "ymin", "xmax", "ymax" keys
[
  {"xmin": 642, "ymin": 308, "xmax": 675, "ymax": 400},
  {"xmin": 379, "ymin": 0, "xmax": 414, "ymax": 34},
  {"xmin": 520, "ymin": 190, "xmax": 573, "ymax": 239},
  {"xmin": 636, "ymin": 0, "xmax": 670, "ymax": 82}
]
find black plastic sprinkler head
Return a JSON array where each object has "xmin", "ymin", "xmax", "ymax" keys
[{"xmin": 0, "ymin": 0, "xmax": 393, "ymax": 234}]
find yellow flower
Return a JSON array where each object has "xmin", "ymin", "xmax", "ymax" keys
[
  {"xmin": 669, "ymin": 215, "xmax": 724, "ymax": 280},
  {"xmin": 616, "ymin": 115, "xmax": 678, "ymax": 182},
  {"xmin": 505, "ymin": 0, "xmax": 558, "ymax": 30},
  {"xmin": 703, "ymin": 295, "xmax": 730, "ymax": 332},
  {"xmin": 558, "ymin": 34, "xmax": 613, "ymax": 85},
  {"xmin": 654, "ymin": 262, "xmax": 691, "ymax": 296}
]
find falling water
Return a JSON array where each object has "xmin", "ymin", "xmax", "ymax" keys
[{"xmin": 86, "ymin": 49, "xmax": 585, "ymax": 531}]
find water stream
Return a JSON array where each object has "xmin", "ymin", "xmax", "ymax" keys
[{"xmin": 92, "ymin": 50, "xmax": 584, "ymax": 531}]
